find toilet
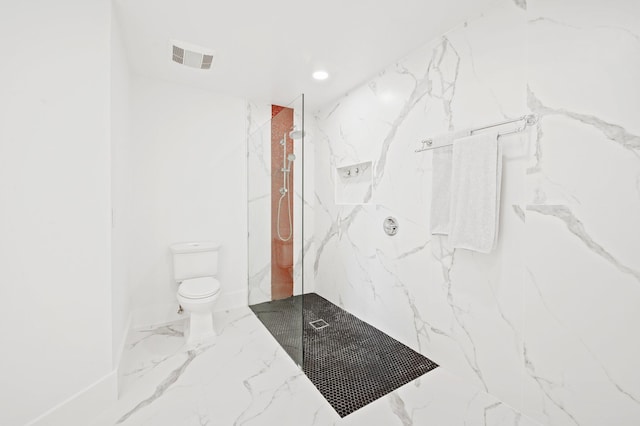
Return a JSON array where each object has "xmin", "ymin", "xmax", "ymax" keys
[{"xmin": 170, "ymin": 241, "xmax": 221, "ymax": 346}]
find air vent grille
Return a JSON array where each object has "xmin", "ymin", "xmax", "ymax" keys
[
  {"xmin": 172, "ymin": 46, "xmax": 184, "ymax": 63},
  {"xmin": 201, "ymin": 54, "xmax": 214, "ymax": 69},
  {"xmin": 171, "ymin": 41, "xmax": 214, "ymax": 70}
]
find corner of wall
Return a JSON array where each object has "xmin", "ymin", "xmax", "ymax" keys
[
  {"xmin": 113, "ymin": 312, "xmax": 133, "ymax": 370},
  {"xmin": 26, "ymin": 371, "xmax": 117, "ymax": 426}
]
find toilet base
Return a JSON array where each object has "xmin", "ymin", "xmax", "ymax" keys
[{"xmin": 184, "ymin": 311, "xmax": 217, "ymax": 346}]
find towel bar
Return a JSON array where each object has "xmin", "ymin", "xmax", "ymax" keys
[{"xmin": 415, "ymin": 114, "xmax": 537, "ymax": 153}]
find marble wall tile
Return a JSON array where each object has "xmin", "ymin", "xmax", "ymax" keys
[
  {"xmin": 523, "ymin": 0, "xmax": 640, "ymax": 424},
  {"xmin": 312, "ymin": 0, "xmax": 640, "ymax": 423},
  {"xmin": 523, "ymin": 211, "xmax": 640, "ymax": 425},
  {"xmin": 313, "ymin": 0, "xmax": 528, "ymax": 414}
]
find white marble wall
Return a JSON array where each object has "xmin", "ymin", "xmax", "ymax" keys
[
  {"xmin": 523, "ymin": 0, "xmax": 640, "ymax": 424},
  {"xmin": 312, "ymin": 0, "xmax": 640, "ymax": 424}
]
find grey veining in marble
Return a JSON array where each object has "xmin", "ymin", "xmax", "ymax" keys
[
  {"xmin": 92, "ymin": 307, "xmax": 535, "ymax": 426},
  {"xmin": 526, "ymin": 267, "xmax": 640, "ymax": 407},
  {"xmin": 529, "ymin": 16, "xmax": 640, "ymax": 44},
  {"xmin": 432, "ymin": 238, "xmax": 490, "ymax": 392},
  {"xmin": 116, "ymin": 347, "xmax": 208, "ymax": 424},
  {"xmin": 527, "ymin": 204, "xmax": 640, "ymax": 283},
  {"xmin": 128, "ymin": 325, "xmax": 183, "ymax": 349},
  {"xmin": 523, "ymin": 343, "xmax": 580, "ymax": 426},
  {"xmin": 528, "ymin": 88, "xmax": 640, "ymax": 156},
  {"xmin": 374, "ymin": 38, "xmax": 460, "ymax": 186},
  {"xmin": 513, "ymin": 0, "xmax": 527, "ymax": 10},
  {"xmin": 309, "ymin": 1, "xmax": 640, "ymax": 425},
  {"xmin": 396, "ymin": 240, "xmax": 430, "ymax": 260},
  {"xmin": 512, "ymin": 205, "xmax": 526, "ymax": 222},
  {"xmin": 388, "ymin": 393, "xmax": 412, "ymax": 426},
  {"xmin": 313, "ymin": 36, "xmax": 463, "ymax": 277}
]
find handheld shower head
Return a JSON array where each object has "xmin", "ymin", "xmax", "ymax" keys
[{"xmin": 287, "ymin": 153, "xmax": 296, "ymax": 162}]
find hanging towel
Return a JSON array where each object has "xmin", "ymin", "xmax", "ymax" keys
[
  {"xmin": 449, "ymin": 132, "xmax": 502, "ymax": 253},
  {"xmin": 430, "ymin": 129, "xmax": 471, "ymax": 235}
]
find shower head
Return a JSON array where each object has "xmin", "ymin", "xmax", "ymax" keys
[
  {"xmin": 289, "ymin": 129, "xmax": 305, "ymax": 140},
  {"xmin": 287, "ymin": 153, "xmax": 296, "ymax": 162}
]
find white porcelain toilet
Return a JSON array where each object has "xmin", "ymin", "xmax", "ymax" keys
[{"xmin": 170, "ymin": 241, "xmax": 221, "ymax": 346}]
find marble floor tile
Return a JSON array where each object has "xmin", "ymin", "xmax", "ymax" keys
[{"xmin": 91, "ymin": 307, "xmax": 537, "ymax": 426}]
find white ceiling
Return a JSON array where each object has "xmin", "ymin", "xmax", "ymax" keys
[{"xmin": 114, "ymin": 0, "xmax": 498, "ymax": 111}]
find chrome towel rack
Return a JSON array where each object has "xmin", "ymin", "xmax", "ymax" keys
[{"xmin": 415, "ymin": 114, "xmax": 537, "ymax": 153}]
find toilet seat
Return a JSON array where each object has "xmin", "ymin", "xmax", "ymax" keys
[{"xmin": 178, "ymin": 277, "xmax": 221, "ymax": 299}]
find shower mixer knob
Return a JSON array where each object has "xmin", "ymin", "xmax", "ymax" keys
[{"xmin": 383, "ymin": 217, "xmax": 399, "ymax": 236}]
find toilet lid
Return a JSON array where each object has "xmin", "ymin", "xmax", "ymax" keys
[{"xmin": 178, "ymin": 277, "xmax": 220, "ymax": 299}]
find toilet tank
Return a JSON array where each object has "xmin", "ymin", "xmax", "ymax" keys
[{"xmin": 170, "ymin": 241, "xmax": 220, "ymax": 282}]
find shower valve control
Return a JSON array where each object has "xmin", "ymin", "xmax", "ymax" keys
[{"xmin": 383, "ymin": 217, "xmax": 399, "ymax": 236}]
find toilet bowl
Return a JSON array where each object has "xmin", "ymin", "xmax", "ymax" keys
[
  {"xmin": 170, "ymin": 241, "xmax": 222, "ymax": 346},
  {"xmin": 177, "ymin": 277, "xmax": 221, "ymax": 345}
]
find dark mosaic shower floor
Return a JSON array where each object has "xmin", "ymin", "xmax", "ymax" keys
[{"xmin": 250, "ymin": 293, "xmax": 439, "ymax": 417}]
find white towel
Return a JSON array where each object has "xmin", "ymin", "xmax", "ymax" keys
[
  {"xmin": 449, "ymin": 133, "xmax": 502, "ymax": 253},
  {"xmin": 430, "ymin": 130, "xmax": 471, "ymax": 235}
]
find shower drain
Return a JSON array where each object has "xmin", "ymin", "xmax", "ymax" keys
[{"xmin": 309, "ymin": 319, "xmax": 329, "ymax": 330}]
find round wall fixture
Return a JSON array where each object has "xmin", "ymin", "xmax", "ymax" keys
[{"xmin": 383, "ymin": 217, "xmax": 399, "ymax": 236}]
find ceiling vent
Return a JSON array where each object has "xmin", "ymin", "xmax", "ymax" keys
[{"xmin": 170, "ymin": 40, "xmax": 215, "ymax": 70}]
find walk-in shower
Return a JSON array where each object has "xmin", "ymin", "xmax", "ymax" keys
[
  {"xmin": 246, "ymin": 95, "xmax": 438, "ymax": 417},
  {"xmin": 247, "ymin": 95, "xmax": 306, "ymax": 362}
]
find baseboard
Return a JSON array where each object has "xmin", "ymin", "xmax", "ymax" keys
[
  {"xmin": 26, "ymin": 312, "xmax": 134, "ymax": 425},
  {"xmin": 26, "ymin": 370, "xmax": 117, "ymax": 426}
]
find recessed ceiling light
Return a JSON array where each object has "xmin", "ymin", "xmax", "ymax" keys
[{"xmin": 312, "ymin": 70, "xmax": 329, "ymax": 81}]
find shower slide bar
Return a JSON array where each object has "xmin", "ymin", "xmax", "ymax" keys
[{"xmin": 414, "ymin": 114, "xmax": 537, "ymax": 153}]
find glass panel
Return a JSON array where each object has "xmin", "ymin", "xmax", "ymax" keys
[{"xmin": 248, "ymin": 95, "xmax": 304, "ymax": 366}]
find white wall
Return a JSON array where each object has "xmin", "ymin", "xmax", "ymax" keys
[
  {"xmin": 312, "ymin": 0, "xmax": 640, "ymax": 424},
  {"xmin": 128, "ymin": 76, "xmax": 249, "ymax": 327},
  {"xmin": 0, "ymin": 1, "xmax": 113, "ymax": 425},
  {"xmin": 111, "ymin": 6, "xmax": 133, "ymax": 368},
  {"xmin": 247, "ymin": 103, "xmax": 273, "ymax": 304}
]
